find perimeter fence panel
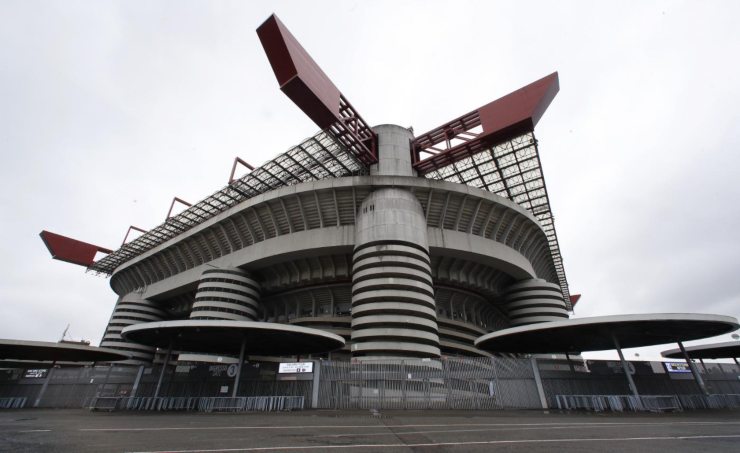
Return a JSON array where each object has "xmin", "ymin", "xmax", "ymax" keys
[{"xmin": 316, "ymin": 356, "xmax": 541, "ymax": 410}]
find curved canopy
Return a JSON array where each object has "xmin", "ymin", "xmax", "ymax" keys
[
  {"xmin": 475, "ymin": 314, "xmax": 739, "ymax": 354},
  {"xmin": 662, "ymin": 341, "xmax": 740, "ymax": 359},
  {"xmin": 0, "ymin": 339, "xmax": 130, "ymax": 363},
  {"xmin": 122, "ymin": 320, "xmax": 345, "ymax": 356}
]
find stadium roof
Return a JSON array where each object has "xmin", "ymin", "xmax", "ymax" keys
[{"xmin": 88, "ymin": 131, "xmax": 366, "ymax": 275}]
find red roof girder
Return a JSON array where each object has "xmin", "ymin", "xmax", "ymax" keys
[
  {"xmin": 413, "ymin": 72, "xmax": 559, "ymax": 174},
  {"xmin": 39, "ymin": 231, "xmax": 112, "ymax": 268},
  {"xmin": 257, "ymin": 14, "xmax": 377, "ymax": 165}
]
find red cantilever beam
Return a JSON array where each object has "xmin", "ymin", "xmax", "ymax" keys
[
  {"xmin": 39, "ymin": 230, "xmax": 113, "ymax": 267},
  {"xmin": 257, "ymin": 14, "xmax": 377, "ymax": 165},
  {"xmin": 412, "ymin": 72, "xmax": 560, "ymax": 174},
  {"xmin": 257, "ymin": 14, "xmax": 341, "ymax": 130}
]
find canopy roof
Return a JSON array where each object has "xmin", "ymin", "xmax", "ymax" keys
[
  {"xmin": 0, "ymin": 339, "xmax": 130, "ymax": 363},
  {"xmin": 121, "ymin": 320, "xmax": 345, "ymax": 356},
  {"xmin": 662, "ymin": 341, "xmax": 740, "ymax": 359},
  {"xmin": 475, "ymin": 314, "xmax": 739, "ymax": 354}
]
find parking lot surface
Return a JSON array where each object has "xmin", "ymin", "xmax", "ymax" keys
[{"xmin": 1, "ymin": 409, "xmax": 739, "ymax": 452}]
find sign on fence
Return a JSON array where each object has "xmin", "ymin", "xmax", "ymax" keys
[
  {"xmin": 664, "ymin": 362, "xmax": 692, "ymax": 373},
  {"xmin": 23, "ymin": 369, "xmax": 48, "ymax": 379},
  {"xmin": 278, "ymin": 362, "xmax": 313, "ymax": 374}
]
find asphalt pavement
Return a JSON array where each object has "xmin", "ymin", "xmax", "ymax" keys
[{"xmin": 1, "ymin": 408, "xmax": 739, "ymax": 452}]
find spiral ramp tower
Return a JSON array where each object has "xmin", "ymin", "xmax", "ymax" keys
[
  {"xmin": 189, "ymin": 268, "xmax": 261, "ymax": 321},
  {"xmin": 351, "ymin": 188, "xmax": 440, "ymax": 359},
  {"xmin": 502, "ymin": 279, "xmax": 569, "ymax": 326},
  {"xmin": 99, "ymin": 293, "xmax": 167, "ymax": 365}
]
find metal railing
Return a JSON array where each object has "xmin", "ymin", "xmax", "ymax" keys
[
  {"xmin": 318, "ymin": 357, "xmax": 541, "ymax": 410},
  {"xmin": 89, "ymin": 395, "xmax": 304, "ymax": 412},
  {"xmin": 0, "ymin": 397, "xmax": 27, "ymax": 409},
  {"xmin": 553, "ymin": 395, "xmax": 681, "ymax": 412},
  {"xmin": 678, "ymin": 394, "xmax": 740, "ymax": 410},
  {"xmin": 198, "ymin": 396, "xmax": 304, "ymax": 412}
]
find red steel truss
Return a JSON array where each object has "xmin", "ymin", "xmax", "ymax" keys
[
  {"xmin": 412, "ymin": 72, "xmax": 559, "ymax": 174},
  {"xmin": 257, "ymin": 14, "xmax": 377, "ymax": 165},
  {"xmin": 410, "ymin": 74, "xmax": 569, "ymax": 309}
]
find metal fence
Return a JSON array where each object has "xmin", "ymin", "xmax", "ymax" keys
[
  {"xmin": 317, "ymin": 356, "xmax": 541, "ymax": 410},
  {"xmin": 0, "ymin": 397, "xmax": 27, "ymax": 409},
  {"xmin": 90, "ymin": 395, "xmax": 305, "ymax": 412},
  {"xmin": 552, "ymin": 394, "xmax": 682, "ymax": 412},
  {"xmin": 2, "ymin": 358, "xmax": 739, "ymax": 412},
  {"xmin": 678, "ymin": 394, "xmax": 740, "ymax": 410}
]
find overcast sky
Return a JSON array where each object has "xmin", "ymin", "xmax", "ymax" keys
[{"xmin": 1, "ymin": 0, "xmax": 739, "ymax": 361}]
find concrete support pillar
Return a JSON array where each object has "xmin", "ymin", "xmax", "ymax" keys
[
  {"xmin": 33, "ymin": 365, "xmax": 55, "ymax": 408},
  {"xmin": 351, "ymin": 188, "xmax": 440, "ymax": 359},
  {"xmin": 311, "ymin": 360, "xmax": 321, "ymax": 409},
  {"xmin": 129, "ymin": 365, "xmax": 145, "ymax": 398},
  {"xmin": 530, "ymin": 357, "xmax": 548, "ymax": 409},
  {"xmin": 678, "ymin": 341, "xmax": 709, "ymax": 396},
  {"xmin": 231, "ymin": 337, "xmax": 247, "ymax": 398},
  {"xmin": 612, "ymin": 334, "xmax": 640, "ymax": 399},
  {"xmin": 153, "ymin": 342, "xmax": 173, "ymax": 398},
  {"xmin": 370, "ymin": 124, "xmax": 416, "ymax": 177},
  {"xmin": 351, "ymin": 125, "xmax": 439, "ymax": 360}
]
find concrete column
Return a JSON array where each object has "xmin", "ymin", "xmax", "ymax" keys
[
  {"xmin": 370, "ymin": 124, "xmax": 416, "ymax": 177},
  {"xmin": 231, "ymin": 337, "xmax": 247, "ymax": 398},
  {"xmin": 153, "ymin": 342, "xmax": 173, "ymax": 398},
  {"xmin": 311, "ymin": 360, "xmax": 321, "ymax": 409},
  {"xmin": 129, "ymin": 365, "xmax": 145, "ymax": 398},
  {"xmin": 678, "ymin": 341, "xmax": 709, "ymax": 396},
  {"xmin": 33, "ymin": 365, "xmax": 55, "ymax": 408},
  {"xmin": 350, "ymin": 125, "xmax": 440, "ymax": 360},
  {"xmin": 612, "ymin": 334, "xmax": 640, "ymax": 399},
  {"xmin": 351, "ymin": 188, "xmax": 440, "ymax": 359},
  {"xmin": 530, "ymin": 357, "xmax": 548, "ymax": 409}
]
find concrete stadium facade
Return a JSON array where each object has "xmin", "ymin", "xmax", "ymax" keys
[{"xmin": 98, "ymin": 125, "xmax": 570, "ymax": 365}]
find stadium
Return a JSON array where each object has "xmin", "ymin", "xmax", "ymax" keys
[
  {"xmin": 23, "ymin": 15, "xmax": 739, "ymax": 415},
  {"xmin": 42, "ymin": 14, "xmax": 572, "ymax": 366}
]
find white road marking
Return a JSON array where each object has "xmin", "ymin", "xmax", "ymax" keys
[
  {"xmin": 80, "ymin": 420, "xmax": 740, "ymax": 432},
  {"xmin": 315, "ymin": 421, "xmax": 740, "ymax": 438},
  {"xmin": 19, "ymin": 429, "xmax": 51, "ymax": 433},
  {"xmin": 126, "ymin": 434, "xmax": 740, "ymax": 453}
]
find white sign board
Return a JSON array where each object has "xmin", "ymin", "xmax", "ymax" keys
[
  {"xmin": 278, "ymin": 362, "xmax": 314, "ymax": 374},
  {"xmin": 664, "ymin": 362, "xmax": 692, "ymax": 373}
]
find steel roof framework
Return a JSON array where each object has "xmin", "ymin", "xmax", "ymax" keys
[
  {"xmin": 421, "ymin": 131, "xmax": 571, "ymax": 310},
  {"xmin": 89, "ymin": 131, "xmax": 367, "ymax": 275}
]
